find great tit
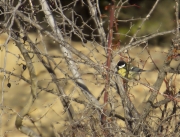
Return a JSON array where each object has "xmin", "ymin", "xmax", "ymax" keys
[{"xmin": 116, "ymin": 61, "xmax": 146, "ymax": 79}]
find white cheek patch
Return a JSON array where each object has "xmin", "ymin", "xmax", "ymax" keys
[{"xmin": 118, "ymin": 64, "xmax": 125, "ymax": 68}]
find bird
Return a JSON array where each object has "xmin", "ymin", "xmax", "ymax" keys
[{"xmin": 116, "ymin": 60, "xmax": 146, "ymax": 79}]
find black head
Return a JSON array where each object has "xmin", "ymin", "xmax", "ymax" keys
[{"xmin": 116, "ymin": 61, "xmax": 127, "ymax": 69}]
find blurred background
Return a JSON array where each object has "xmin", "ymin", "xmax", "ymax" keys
[{"xmin": 0, "ymin": 0, "xmax": 179, "ymax": 136}]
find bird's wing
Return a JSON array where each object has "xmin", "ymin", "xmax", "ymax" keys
[{"xmin": 130, "ymin": 67, "xmax": 146, "ymax": 72}]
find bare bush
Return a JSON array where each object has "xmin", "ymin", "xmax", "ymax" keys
[{"xmin": 0, "ymin": 0, "xmax": 180, "ymax": 137}]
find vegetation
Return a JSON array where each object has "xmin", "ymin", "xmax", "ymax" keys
[{"xmin": 0, "ymin": 0, "xmax": 180, "ymax": 136}]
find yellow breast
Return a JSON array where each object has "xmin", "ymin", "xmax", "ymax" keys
[
  {"xmin": 117, "ymin": 68, "xmax": 127, "ymax": 77},
  {"xmin": 117, "ymin": 68, "xmax": 135, "ymax": 79}
]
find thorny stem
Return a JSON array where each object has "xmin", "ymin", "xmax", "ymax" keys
[{"xmin": 102, "ymin": 0, "xmax": 115, "ymax": 124}]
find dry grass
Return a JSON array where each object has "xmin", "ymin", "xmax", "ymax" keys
[{"xmin": 1, "ymin": 33, "xmax": 180, "ymax": 137}]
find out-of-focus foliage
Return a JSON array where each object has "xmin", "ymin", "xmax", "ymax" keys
[{"xmin": 100, "ymin": 0, "xmax": 175, "ymax": 46}]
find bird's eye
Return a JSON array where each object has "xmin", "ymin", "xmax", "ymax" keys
[{"xmin": 118, "ymin": 64, "xmax": 125, "ymax": 68}]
